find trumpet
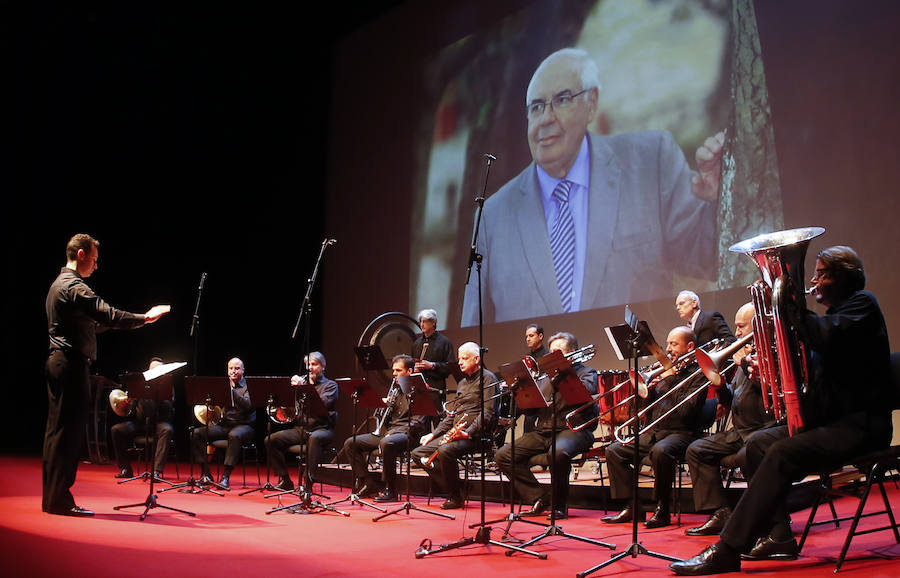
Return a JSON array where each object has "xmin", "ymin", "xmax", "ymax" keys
[
  {"xmin": 109, "ymin": 389, "xmax": 136, "ymax": 417},
  {"xmin": 564, "ymin": 340, "xmax": 719, "ymax": 433}
]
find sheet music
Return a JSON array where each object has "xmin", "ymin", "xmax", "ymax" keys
[{"xmin": 143, "ymin": 361, "xmax": 187, "ymax": 382}]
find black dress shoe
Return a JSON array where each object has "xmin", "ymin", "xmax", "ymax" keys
[
  {"xmin": 601, "ymin": 505, "xmax": 637, "ymax": 524},
  {"xmin": 114, "ymin": 467, "xmax": 133, "ymax": 479},
  {"xmin": 153, "ymin": 471, "xmax": 164, "ymax": 480},
  {"xmin": 275, "ymin": 476, "xmax": 294, "ymax": 491},
  {"xmin": 440, "ymin": 497, "xmax": 464, "ymax": 510},
  {"xmin": 199, "ymin": 474, "xmax": 215, "ymax": 485},
  {"xmin": 355, "ymin": 483, "xmax": 375, "ymax": 497},
  {"xmin": 686, "ymin": 507, "xmax": 731, "ymax": 536},
  {"xmin": 547, "ymin": 509, "xmax": 568, "ymax": 520},
  {"xmin": 520, "ymin": 498, "xmax": 547, "ymax": 517},
  {"xmin": 741, "ymin": 535, "xmax": 799, "ymax": 561},
  {"xmin": 48, "ymin": 506, "xmax": 95, "ymax": 517},
  {"xmin": 373, "ymin": 490, "xmax": 398, "ymax": 503},
  {"xmin": 219, "ymin": 475, "xmax": 230, "ymax": 489},
  {"xmin": 669, "ymin": 542, "xmax": 741, "ymax": 575},
  {"xmin": 644, "ymin": 506, "xmax": 671, "ymax": 529}
]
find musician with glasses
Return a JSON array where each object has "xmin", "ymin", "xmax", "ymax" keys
[
  {"xmin": 265, "ymin": 351, "xmax": 338, "ymax": 491},
  {"xmin": 410, "ymin": 342, "xmax": 497, "ymax": 510},
  {"xmin": 602, "ymin": 326, "xmax": 709, "ymax": 529},
  {"xmin": 675, "ymin": 290, "xmax": 735, "ymax": 347},
  {"xmin": 495, "ymin": 331, "xmax": 597, "ymax": 520},
  {"xmin": 341, "ymin": 354, "xmax": 427, "ymax": 502},
  {"xmin": 672, "ymin": 246, "xmax": 894, "ymax": 575},
  {"xmin": 682, "ymin": 303, "xmax": 776, "ymax": 536},
  {"xmin": 191, "ymin": 357, "xmax": 255, "ymax": 489},
  {"xmin": 460, "ymin": 47, "xmax": 725, "ymax": 326}
]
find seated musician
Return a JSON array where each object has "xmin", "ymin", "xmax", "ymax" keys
[
  {"xmin": 602, "ymin": 326, "xmax": 708, "ymax": 528},
  {"xmin": 672, "ymin": 246, "xmax": 894, "ymax": 574},
  {"xmin": 111, "ymin": 357, "xmax": 175, "ymax": 480},
  {"xmin": 683, "ymin": 303, "xmax": 776, "ymax": 536},
  {"xmin": 190, "ymin": 357, "xmax": 255, "ymax": 489},
  {"xmin": 265, "ymin": 351, "xmax": 339, "ymax": 491},
  {"xmin": 342, "ymin": 354, "xmax": 427, "ymax": 502},
  {"xmin": 675, "ymin": 290, "xmax": 735, "ymax": 347},
  {"xmin": 495, "ymin": 331, "xmax": 598, "ymax": 520},
  {"xmin": 410, "ymin": 341, "xmax": 497, "ymax": 510}
]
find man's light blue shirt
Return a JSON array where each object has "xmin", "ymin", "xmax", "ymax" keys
[{"xmin": 537, "ymin": 135, "xmax": 590, "ymax": 312}]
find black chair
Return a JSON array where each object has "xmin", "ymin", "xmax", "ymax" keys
[
  {"xmin": 209, "ymin": 439, "xmax": 261, "ymax": 487},
  {"xmin": 130, "ymin": 435, "xmax": 179, "ymax": 480}
]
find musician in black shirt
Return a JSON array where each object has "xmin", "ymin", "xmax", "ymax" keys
[
  {"xmin": 43, "ymin": 233, "xmax": 169, "ymax": 516},
  {"xmin": 411, "ymin": 309, "xmax": 455, "ymax": 424}
]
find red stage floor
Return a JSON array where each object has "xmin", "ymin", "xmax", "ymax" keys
[{"xmin": 2, "ymin": 456, "xmax": 898, "ymax": 577}]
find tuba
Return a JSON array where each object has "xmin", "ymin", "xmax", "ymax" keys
[
  {"xmin": 729, "ymin": 226, "xmax": 824, "ymax": 436},
  {"xmin": 109, "ymin": 389, "xmax": 136, "ymax": 417}
]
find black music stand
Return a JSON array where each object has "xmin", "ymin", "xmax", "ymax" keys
[
  {"xmin": 506, "ymin": 350, "xmax": 614, "ymax": 556},
  {"xmin": 114, "ymin": 362, "xmax": 194, "ymax": 520},
  {"xmin": 265, "ymin": 382, "xmax": 349, "ymax": 516},
  {"xmin": 238, "ymin": 376, "xmax": 294, "ymax": 496},
  {"xmin": 482, "ymin": 358, "xmax": 546, "ymax": 541},
  {"xmin": 162, "ymin": 376, "xmax": 232, "ymax": 496},
  {"xmin": 373, "ymin": 373, "xmax": 453, "ymax": 522},
  {"xmin": 577, "ymin": 312, "xmax": 677, "ymax": 577},
  {"xmin": 328, "ymin": 377, "xmax": 388, "ymax": 513}
]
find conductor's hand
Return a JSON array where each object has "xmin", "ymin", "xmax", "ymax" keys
[
  {"xmin": 692, "ymin": 130, "xmax": 726, "ymax": 202},
  {"xmin": 420, "ymin": 433, "xmax": 434, "ymax": 446},
  {"xmin": 144, "ymin": 305, "xmax": 171, "ymax": 324}
]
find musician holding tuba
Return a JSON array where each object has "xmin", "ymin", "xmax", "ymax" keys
[
  {"xmin": 265, "ymin": 351, "xmax": 338, "ymax": 492},
  {"xmin": 341, "ymin": 354, "xmax": 427, "ymax": 502},
  {"xmin": 410, "ymin": 342, "xmax": 497, "ymax": 510},
  {"xmin": 495, "ymin": 331, "xmax": 598, "ymax": 520},
  {"xmin": 603, "ymin": 326, "xmax": 709, "ymax": 529},
  {"xmin": 110, "ymin": 357, "xmax": 175, "ymax": 480},
  {"xmin": 682, "ymin": 303, "xmax": 776, "ymax": 537},
  {"xmin": 672, "ymin": 246, "xmax": 894, "ymax": 575},
  {"xmin": 190, "ymin": 357, "xmax": 255, "ymax": 489}
]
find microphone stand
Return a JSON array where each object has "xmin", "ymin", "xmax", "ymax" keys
[
  {"xmin": 416, "ymin": 154, "xmax": 545, "ymax": 560},
  {"xmin": 190, "ymin": 272, "xmax": 206, "ymax": 375}
]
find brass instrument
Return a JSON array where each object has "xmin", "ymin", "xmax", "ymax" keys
[
  {"xmin": 266, "ymin": 404, "xmax": 298, "ymax": 425},
  {"xmin": 729, "ymin": 227, "xmax": 824, "ymax": 435},
  {"xmin": 421, "ymin": 413, "xmax": 469, "ymax": 468},
  {"xmin": 695, "ymin": 332, "xmax": 754, "ymax": 386},
  {"xmin": 563, "ymin": 341, "xmax": 717, "ymax": 433},
  {"xmin": 194, "ymin": 404, "xmax": 224, "ymax": 426},
  {"xmin": 373, "ymin": 380, "xmax": 400, "ymax": 436},
  {"xmin": 109, "ymin": 389, "xmax": 136, "ymax": 417},
  {"xmin": 523, "ymin": 344, "xmax": 596, "ymax": 381}
]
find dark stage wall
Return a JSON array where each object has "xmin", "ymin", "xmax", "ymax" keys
[{"xmin": 7, "ymin": 1, "xmax": 900, "ymax": 455}]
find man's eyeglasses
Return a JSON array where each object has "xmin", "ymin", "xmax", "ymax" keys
[
  {"xmin": 811, "ymin": 267, "xmax": 831, "ymax": 281},
  {"xmin": 527, "ymin": 88, "xmax": 590, "ymax": 119}
]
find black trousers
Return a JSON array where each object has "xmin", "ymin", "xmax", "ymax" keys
[
  {"xmin": 191, "ymin": 423, "xmax": 254, "ymax": 469},
  {"xmin": 605, "ymin": 431, "xmax": 695, "ymax": 508},
  {"xmin": 410, "ymin": 437, "xmax": 478, "ymax": 499},
  {"xmin": 720, "ymin": 412, "xmax": 893, "ymax": 552},
  {"xmin": 265, "ymin": 426, "xmax": 334, "ymax": 485},
  {"xmin": 342, "ymin": 432, "xmax": 409, "ymax": 491},
  {"xmin": 111, "ymin": 420, "xmax": 174, "ymax": 473},
  {"xmin": 42, "ymin": 350, "xmax": 90, "ymax": 512},
  {"xmin": 495, "ymin": 428, "xmax": 594, "ymax": 509}
]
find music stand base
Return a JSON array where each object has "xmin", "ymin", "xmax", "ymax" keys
[
  {"xmin": 161, "ymin": 476, "xmax": 225, "ymax": 497},
  {"xmin": 507, "ymin": 522, "xmax": 615, "ymax": 556},
  {"xmin": 238, "ymin": 481, "xmax": 280, "ymax": 496},
  {"xmin": 113, "ymin": 493, "xmax": 196, "ymax": 521},
  {"xmin": 329, "ymin": 492, "xmax": 388, "ymax": 513},
  {"xmin": 415, "ymin": 525, "xmax": 547, "ymax": 559},
  {"xmin": 117, "ymin": 470, "xmax": 175, "ymax": 487},
  {"xmin": 265, "ymin": 490, "xmax": 350, "ymax": 516},
  {"xmin": 577, "ymin": 541, "xmax": 681, "ymax": 577},
  {"xmin": 372, "ymin": 499, "xmax": 455, "ymax": 522}
]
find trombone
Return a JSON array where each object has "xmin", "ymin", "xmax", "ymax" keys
[
  {"xmin": 564, "ymin": 341, "xmax": 718, "ymax": 433},
  {"xmin": 612, "ymin": 335, "xmax": 753, "ymax": 444}
]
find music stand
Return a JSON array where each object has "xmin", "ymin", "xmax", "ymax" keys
[
  {"xmin": 162, "ymin": 376, "xmax": 232, "ymax": 496},
  {"xmin": 238, "ymin": 376, "xmax": 294, "ymax": 496},
  {"xmin": 577, "ymin": 313, "xmax": 677, "ymax": 577},
  {"xmin": 265, "ymin": 382, "xmax": 349, "ymax": 516},
  {"xmin": 328, "ymin": 377, "xmax": 388, "ymax": 512},
  {"xmin": 373, "ymin": 373, "xmax": 453, "ymax": 522},
  {"xmin": 114, "ymin": 362, "xmax": 194, "ymax": 520},
  {"xmin": 506, "ymin": 350, "xmax": 614, "ymax": 556}
]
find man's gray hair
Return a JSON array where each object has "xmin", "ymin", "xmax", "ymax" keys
[
  {"xmin": 417, "ymin": 308, "xmax": 438, "ymax": 325},
  {"xmin": 548, "ymin": 331, "xmax": 579, "ymax": 353},
  {"xmin": 458, "ymin": 341, "xmax": 480, "ymax": 359},
  {"xmin": 304, "ymin": 351, "xmax": 326, "ymax": 368},
  {"xmin": 677, "ymin": 290, "xmax": 701, "ymax": 309},
  {"xmin": 527, "ymin": 47, "xmax": 601, "ymax": 103}
]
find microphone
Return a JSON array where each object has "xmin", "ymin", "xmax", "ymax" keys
[
  {"xmin": 324, "ymin": 238, "xmax": 338, "ymax": 246},
  {"xmin": 198, "ymin": 272, "xmax": 207, "ymax": 291}
]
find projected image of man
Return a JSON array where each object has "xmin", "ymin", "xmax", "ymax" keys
[{"xmin": 461, "ymin": 48, "xmax": 725, "ymax": 326}]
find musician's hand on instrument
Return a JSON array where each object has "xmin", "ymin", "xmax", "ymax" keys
[
  {"xmin": 638, "ymin": 382, "xmax": 649, "ymax": 399},
  {"xmin": 290, "ymin": 375, "xmax": 303, "ymax": 386},
  {"xmin": 415, "ymin": 360, "xmax": 434, "ymax": 372},
  {"xmin": 420, "ymin": 433, "xmax": 434, "ymax": 446},
  {"xmin": 692, "ymin": 129, "xmax": 725, "ymax": 202},
  {"xmin": 715, "ymin": 403, "xmax": 728, "ymax": 420},
  {"xmin": 457, "ymin": 430, "xmax": 471, "ymax": 439},
  {"xmin": 144, "ymin": 304, "xmax": 171, "ymax": 323}
]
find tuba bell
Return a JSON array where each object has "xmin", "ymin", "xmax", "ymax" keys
[
  {"xmin": 109, "ymin": 389, "xmax": 136, "ymax": 417},
  {"xmin": 194, "ymin": 404, "xmax": 224, "ymax": 426},
  {"xmin": 729, "ymin": 226, "xmax": 824, "ymax": 436}
]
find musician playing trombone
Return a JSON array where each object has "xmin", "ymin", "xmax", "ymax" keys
[
  {"xmin": 602, "ymin": 326, "xmax": 709, "ymax": 529},
  {"xmin": 672, "ymin": 246, "xmax": 894, "ymax": 574},
  {"xmin": 410, "ymin": 342, "xmax": 497, "ymax": 510},
  {"xmin": 682, "ymin": 303, "xmax": 775, "ymax": 536},
  {"xmin": 341, "ymin": 354, "xmax": 427, "ymax": 502},
  {"xmin": 264, "ymin": 352, "xmax": 338, "ymax": 492},
  {"xmin": 495, "ymin": 331, "xmax": 598, "ymax": 520}
]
